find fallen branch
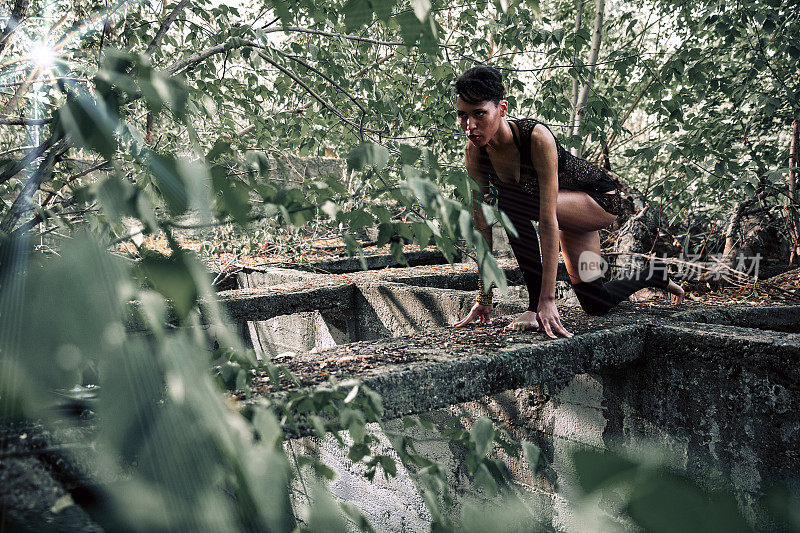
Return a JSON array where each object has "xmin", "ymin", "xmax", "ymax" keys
[{"xmin": 0, "ymin": 115, "xmax": 51, "ymax": 125}]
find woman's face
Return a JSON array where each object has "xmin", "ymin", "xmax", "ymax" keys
[{"xmin": 456, "ymin": 97, "xmax": 506, "ymax": 147}]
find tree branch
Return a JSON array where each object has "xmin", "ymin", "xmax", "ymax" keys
[
  {"xmin": 282, "ymin": 53, "xmax": 367, "ymax": 120},
  {"xmin": 145, "ymin": 0, "xmax": 190, "ymax": 57},
  {"xmin": 235, "ymin": 50, "xmax": 393, "ymax": 136},
  {"xmin": 262, "ymin": 26, "xmax": 402, "ymax": 47},
  {"xmin": 167, "ymin": 38, "xmax": 265, "ymax": 75},
  {"xmin": 569, "ymin": 0, "xmax": 586, "ymax": 133},
  {"xmin": 789, "ymin": 119, "xmax": 800, "ymax": 263},
  {"xmin": 0, "ymin": 115, "xmax": 50, "ymax": 125},
  {"xmin": 0, "ymin": 134, "xmax": 57, "ymax": 185},
  {"xmin": 29, "ymin": 159, "xmax": 111, "ymax": 228},
  {"xmin": 0, "ymin": 64, "xmax": 43, "ymax": 117},
  {"xmin": 255, "ymin": 50, "xmax": 365, "ymax": 132},
  {"xmin": 0, "ymin": 0, "xmax": 29, "ymax": 58},
  {"xmin": 0, "ymin": 137, "xmax": 68, "ymax": 233}
]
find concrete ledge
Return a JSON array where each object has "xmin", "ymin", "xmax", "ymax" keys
[
  {"xmin": 261, "ymin": 322, "xmax": 647, "ymax": 419},
  {"xmin": 672, "ymin": 305, "xmax": 800, "ymax": 333},
  {"xmin": 654, "ymin": 322, "xmax": 800, "ymax": 390},
  {"xmin": 362, "ymin": 326, "xmax": 646, "ymax": 419},
  {"xmin": 256, "ymin": 304, "xmax": 800, "ymax": 416},
  {"xmin": 237, "ymin": 259, "xmax": 573, "ymax": 292},
  {"xmin": 238, "ymin": 249, "xmax": 460, "ymax": 276},
  {"xmin": 219, "ymin": 282, "xmax": 354, "ymax": 322},
  {"xmin": 348, "ymin": 259, "xmax": 573, "ymax": 288}
]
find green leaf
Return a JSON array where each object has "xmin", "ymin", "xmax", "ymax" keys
[
  {"xmin": 470, "ymin": 417, "xmax": 494, "ymax": 458},
  {"xmin": 418, "ymin": 15, "xmax": 439, "ymax": 57},
  {"xmin": 143, "ymin": 151, "xmax": 189, "ymax": 216},
  {"xmin": 252, "ymin": 408, "xmax": 282, "ymax": 447},
  {"xmin": 341, "ymin": 407, "xmax": 367, "ymax": 444},
  {"xmin": 406, "ymin": 176, "xmax": 438, "ymax": 205},
  {"xmin": 396, "ymin": 10, "xmax": 423, "ymax": 49},
  {"xmin": 343, "ymin": 233, "xmax": 368, "ymax": 270},
  {"xmin": 402, "ymin": 417, "xmax": 418, "ymax": 429},
  {"xmin": 525, "ymin": 0, "xmax": 541, "ymax": 19},
  {"xmin": 572, "ymin": 448, "xmax": 638, "ymax": 494},
  {"xmin": 138, "ymin": 251, "xmax": 198, "ymax": 320},
  {"xmin": 306, "ymin": 483, "xmax": 349, "ymax": 533},
  {"xmin": 363, "ymin": 388, "xmax": 384, "ymax": 417},
  {"xmin": 522, "ymin": 441, "xmax": 541, "ymax": 473},
  {"xmin": 372, "ymin": 0, "xmax": 398, "ymax": 22},
  {"xmin": 459, "ymin": 210, "xmax": 474, "ymax": 246},
  {"xmin": 412, "ymin": 221, "xmax": 432, "ymax": 249},
  {"xmin": 94, "ymin": 175, "xmax": 137, "ymax": 221},
  {"xmin": 211, "ymin": 165, "xmax": 251, "ymax": 225},
  {"xmin": 343, "ymin": 0, "xmax": 372, "ymax": 32},
  {"xmin": 399, "ymin": 144, "xmax": 422, "ymax": 164},
  {"xmin": 344, "ymin": 384, "xmax": 359, "ymax": 403},
  {"xmin": 347, "ymin": 209, "xmax": 374, "ymax": 229},
  {"xmin": 206, "ymin": 140, "xmax": 231, "ymax": 162},
  {"xmin": 269, "ymin": 0, "xmax": 293, "ymax": 25},
  {"xmin": 379, "ymin": 455, "xmax": 398, "ymax": 477},
  {"xmin": 497, "ymin": 209, "xmax": 519, "ymax": 239},
  {"xmin": 473, "ymin": 463, "xmax": 499, "ymax": 497},
  {"xmin": 347, "ymin": 142, "xmax": 390, "ymax": 171},
  {"xmin": 59, "ymin": 94, "xmax": 118, "ymax": 160},
  {"xmin": 390, "ymin": 239, "xmax": 407, "ymax": 265},
  {"xmin": 376, "ymin": 222, "xmax": 394, "ymax": 247},
  {"xmin": 626, "ymin": 471, "xmax": 752, "ymax": 533},
  {"xmin": 341, "ymin": 502, "xmax": 376, "ymax": 532},
  {"xmin": 411, "ymin": 0, "xmax": 431, "ymax": 22},
  {"xmin": 347, "ymin": 442, "xmax": 370, "ymax": 462}
]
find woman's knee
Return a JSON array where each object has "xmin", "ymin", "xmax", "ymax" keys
[
  {"xmin": 580, "ymin": 301, "xmax": 612, "ymax": 316},
  {"xmin": 571, "ymin": 279, "xmax": 612, "ymax": 316}
]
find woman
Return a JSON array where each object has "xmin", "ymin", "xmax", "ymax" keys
[{"xmin": 453, "ymin": 66, "xmax": 684, "ymax": 338}]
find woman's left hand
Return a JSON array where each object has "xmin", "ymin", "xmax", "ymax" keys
[{"xmin": 536, "ymin": 299, "xmax": 573, "ymax": 339}]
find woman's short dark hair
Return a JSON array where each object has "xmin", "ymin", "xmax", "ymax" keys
[{"xmin": 455, "ymin": 66, "xmax": 505, "ymax": 104}]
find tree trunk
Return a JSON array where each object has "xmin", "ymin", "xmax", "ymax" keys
[
  {"xmin": 0, "ymin": 0, "xmax": 29, "ymax": 56},
  {"xmin": 789, "ymin": 119, "xmax": 800, "ymax": 264},
  {"xmin": 722, "ymin": 181, "xmax": 780, "ymax": 276},
  {"xmin": 569, "ymin": 0, "xmax": 604, "ymax": 157},
  {"xmin": 723, "ymin": 198, "xmax": 755, "ymax": 261},
  {"xmin": 609, "ymin": 181, "xmax": 657, "ymax": 278},
  {"xmin": 569, "ymin": 0, "xmax": 585, "ymax": 131}
]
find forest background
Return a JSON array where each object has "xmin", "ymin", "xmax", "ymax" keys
[{"xmin": 0, "ymin": 0, "xmax": 798, "ymax": 530}]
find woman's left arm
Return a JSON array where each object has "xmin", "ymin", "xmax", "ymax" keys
[{"xmin": 530, "ymin": 125, "xmax": 573, "ymax": 339}]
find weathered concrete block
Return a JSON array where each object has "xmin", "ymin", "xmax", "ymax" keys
[{"xmin": 219, "ymin": 282, "xmax": 353, "ymax": 322}]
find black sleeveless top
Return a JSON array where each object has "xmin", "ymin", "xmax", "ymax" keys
[{"xmin": 477, "ymin": 118, "xmax": 628, "ymax": 217}]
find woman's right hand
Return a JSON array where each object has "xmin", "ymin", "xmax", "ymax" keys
[{"xmin": 454, "ymin": 302, "xmax": 492, "ymax": 327}]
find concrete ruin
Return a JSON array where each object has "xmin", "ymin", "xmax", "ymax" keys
[
  {"xmin": 219, "ymin": 255, "xmax": 800, "ymax": 532},
  {"xmin": 2, "ymin": 249, "xmax": 799, "ymax": 532}
]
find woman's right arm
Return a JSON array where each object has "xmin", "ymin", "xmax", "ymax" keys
[{"xmin": 455, "ymin": 143, "xmax": 493, "ymax": 327}]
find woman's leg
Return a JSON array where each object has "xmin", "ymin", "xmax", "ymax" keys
[
  {"xmin": 556, "ymin": 191, "xmax": 684, "ymax": 315},
  {"xmin": 498, "ymin": 194, "xmax": 543, "ymax": 312},
  {"xmin": 558, "ymin": 229, "xmax": 670, "ymax": 315}
]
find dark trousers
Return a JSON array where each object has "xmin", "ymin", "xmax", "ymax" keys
[{"xmin": 498, "ymin": 188, "xmax": 668, "ymax": 315}]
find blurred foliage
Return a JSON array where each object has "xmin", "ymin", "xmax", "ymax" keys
[{"xmin": 1, "ymin": 0, "xmax": 799, "ymax": 530}]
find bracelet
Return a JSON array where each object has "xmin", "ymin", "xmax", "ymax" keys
[{"xmin": 475, "ymin": 277, "xmax": 493, "ymax": 306}]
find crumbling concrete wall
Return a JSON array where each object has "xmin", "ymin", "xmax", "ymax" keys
[
  {"xmin": 229, "ymin": 259, "xmax": 578, "ymax": 358},
  {"xmin": 286, "ymin": 321, "xmax": 799, "ymax": 532},
  {"xmin": 9, "ymin": 248, "xmax": 800, "ymax": 532},
  {"xmin": 266, "ymin": 302, "xmax": 800, "ymax": 532}
]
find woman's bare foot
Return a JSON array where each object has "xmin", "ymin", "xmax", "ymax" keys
[
  {"xmin": 629, "ymin": 287, "xmax": 660, "ymax": 302},
  {"xmin": 664, "ymin": 279, "xmax": 684, "ymax": 305},
  {"xmin": 505, "ymin": 310, "xmax": 540, "ymax": 331}
]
